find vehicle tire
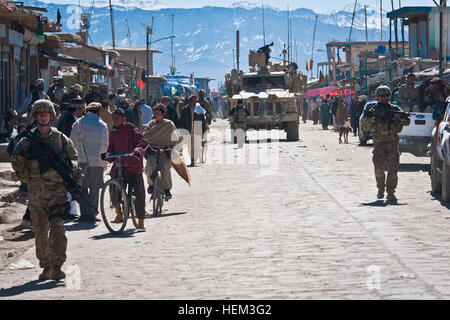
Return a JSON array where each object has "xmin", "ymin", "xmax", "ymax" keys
[
  {"xmin": 358, "ymin": 129, "xmax": 367, "ymax": 146},
  {"xmin": 286, "ymin": 121, "xmax": 299, "ymax": 141},
  {"xmin": 152, "ymin": 171, "xmax": 164, "ymax": 215},
  {"xmin": 442, "ymin": 161, "xmax": 450, "ymax": 202},
  {"xmin": 128, "ymin": 191, "xmax": 139, "ymax": 228},
  {"xmin": 430, "ymin": 151, "xmax": 442, "ymax": 193},
  {"xmin": 101, "ymin": 179, "xmax": 129, "ymax": 234}
]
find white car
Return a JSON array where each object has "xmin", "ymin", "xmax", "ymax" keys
[
  {"xmin": 398, "ymin": 111, "xmax": 435, "ymax": 157},
  {"xmin": 430, "ymin": 97, "xmax": 450, "ymax": 202}
]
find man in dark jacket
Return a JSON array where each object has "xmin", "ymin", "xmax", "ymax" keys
[
  {"xmin": 320, "ymin": 98, "xmax": 331, "ymax": 130},
  {"xmin": 161, "ymin": 96, "xmax": 180, "ymax": 128},
  {"xmin": 56, "ymin": 98, "xmax": 86, "ymax": 138},
  {"xmin": 84, "ymin": 84, "xmax": 103, "ymax": 105},
  {"xmin": 179, "ymin": 95, "xmax": 209, "ymax": 166}
]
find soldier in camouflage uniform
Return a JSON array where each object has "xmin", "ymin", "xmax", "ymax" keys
[
  {"xmin": 12, "ymin": 99, "xmax": 80, "ymax": 281},
  {"xmin": 363, "ymin": 86, "xmax": 410, "ymax": 202}
]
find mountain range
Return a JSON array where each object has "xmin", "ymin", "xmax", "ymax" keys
[{"xmin": 25, "ymin": 1, "xmax": 399, "ymax": 89}]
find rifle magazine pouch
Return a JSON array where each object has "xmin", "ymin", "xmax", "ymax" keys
[{"xmin": 27, "ymin": 159, "xmax": 41, "ymax": 178}]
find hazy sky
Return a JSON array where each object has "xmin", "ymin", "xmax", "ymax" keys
[{"xmin": 37, "ymin": 0, "xmax": 436, "ymax": 13}]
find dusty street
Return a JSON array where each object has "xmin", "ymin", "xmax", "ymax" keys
[{"xmin": 0, "ymin": 119, "xmax": 449, "ymax": 299}]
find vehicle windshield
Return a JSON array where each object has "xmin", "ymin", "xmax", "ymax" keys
[{"xmin": 242, "ymin": 75, "xmax": 286, "ymax": 90}]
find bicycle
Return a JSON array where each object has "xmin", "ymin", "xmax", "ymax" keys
[
  {"xmin": 100, "ymin": 153, "xmax": 139, "ymax": 234},
  {"xmin": 148, "ymin": 145, "xmax": 173, "ymax": 216}
]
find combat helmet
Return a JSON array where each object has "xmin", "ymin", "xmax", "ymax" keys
[
  {"xmin": 31, "ymin": 99, "xmax": 56, "ymax": 118},
  {"xmin": 198, "ymin": 89, "xmax": 205, "ymax": 96},
  {"xmin": 375, "ymin": 85, "xmax": 391, "ymax": 97}
]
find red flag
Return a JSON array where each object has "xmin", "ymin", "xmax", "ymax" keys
[
  {"xmin": 319, "ymin": 71, "xmax": 325, "ymax": 87},
  {"xmin": 136, "ymin": 78, "xmax": 145, "ymax": 90}
]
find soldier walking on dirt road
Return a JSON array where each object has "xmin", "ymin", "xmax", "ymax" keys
[
  {"xmin": 363, "ymin": 86, "xmax": 410, "ymax": 202},
  {"xmin": 11, "ymin": 100, "xmax": 81, "ymax": 281}
]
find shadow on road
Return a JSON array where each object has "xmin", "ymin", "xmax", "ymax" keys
[
  {"xmin": 398, "ymin": 163, "xmax": 430, "ymax": 172},
  {"xmin": 5, "ymin": 230, "xmax": 34, "ymax": 242},
  {"xmin": 0, "ymin": 280, "xmax": 64, "ymax": 297},
  {"xmin": 65, "ymin": 223, "xmax": 98, "ymax": 232},
  {"xmin": 429, "ymin": 192, "xmax": 450, "ymax": 209},
  {"xmin": 149, "ymin": 211, "xmax": 187, "ymax": 219},
  {"xmin": 361, "ymin": 200, "xmax": 407, "ymax": 207},
  {"xmin": 90, "ymin": 229, "xmax": 137, "ymax": 240}
]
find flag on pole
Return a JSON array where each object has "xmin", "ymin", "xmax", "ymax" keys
[
  {"xmin": 190, "ymin": 73, "xmax": 195, "ymax": 85},
  {"xmin": 319, "ymin": 71, "xmax": 325, "ymax": 87},
  {"xmin": 306, "ymin": 59, "xmax": 312, "ymax": 71}
]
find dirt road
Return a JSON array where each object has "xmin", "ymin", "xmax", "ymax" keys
[{"xmin": 1, "ymin": 120, "xmax": 449, "ymax": 299}]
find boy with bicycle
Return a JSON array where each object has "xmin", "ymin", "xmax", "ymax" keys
[{"xmin": 101, "ymin": 108, "xmax": 148, "ymax": 229}]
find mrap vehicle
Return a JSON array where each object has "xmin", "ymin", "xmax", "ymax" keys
[{"xmin": 224, "ymin": 46, "xmax": 307, "ymax": 141}]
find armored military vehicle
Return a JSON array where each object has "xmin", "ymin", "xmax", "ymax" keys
[{"xmin": 224, "ymin": 45, "xmax": 307, "ymax": 141}]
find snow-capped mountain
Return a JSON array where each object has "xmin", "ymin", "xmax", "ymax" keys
[{"xmin": 25, "ymin": 1, "xmax": 394, "ymax": 88}]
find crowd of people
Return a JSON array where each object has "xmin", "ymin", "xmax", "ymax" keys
[
  {"xmin": 6, "ymin": 76, "xmax": 217, "ymax": 281},
  {"xmin": 301, "ymin": 74, "xmax": 449, "ymax": 135},
  {"xmin": 7, "ymin": 77, "xmax": 212, "ymax": 232}
]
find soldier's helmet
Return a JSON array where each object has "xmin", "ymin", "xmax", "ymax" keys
[
  {"xmin": 375, "ymin": 85, "xmax": 391, "ymax": 97},
  {"xmin": 31, "ymin": 99, "xmax": 56, "ymax": 118},
  {"xmin": 198, "ymin": 89, "xmax": 205, "ymax": 96}
]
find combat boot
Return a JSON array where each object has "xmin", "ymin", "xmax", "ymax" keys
[
  {"xmin": 377, "ymin": 188, "xmax": 384, "ymax": 199},
  {"xmin": 38, "ymin": 266, "xmax": 52, "ymax": 281},
  {"xmin": 51, "ymin": 266, "xmax": 66, "ymax": 281},
  {"xmin": 111, "ymin": 207, "xmax": 123, "ymax": 223},
  {"xmin": 137, "ymin": 219, "xmax": 146, "ymax": 230},
  {"xmin": 386, "ymin": 193, "xmax": 397, "ymax": 202}
]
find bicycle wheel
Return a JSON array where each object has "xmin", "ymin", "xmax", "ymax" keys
[
  {"xmin": 101, "ymin": 179, "xmax": 129, "ymax": 234},
  {"xmin": 152, "ymin": 171, "xmax": 164, "ymax": 215},
  {"xmin": 128, "ymin": 189, "xmax": 139, "ymax": 228}
]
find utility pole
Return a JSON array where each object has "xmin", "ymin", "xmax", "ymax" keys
[
  {"xmin": 287, "ymin": 5, "xmax": 290, "ymax": 63},
  {"xmin": 171, "ymin": 14, "xmax": 175, "ymax": 75},
  {"xmin": 145, "ymin": 17, "xmax": 154, "ymax": 104},
  {"xmin": 365, "ymin": 5, "xmax": 369, "ymax": 49},
  {"xmin": 125, "ymin": 19, "xmax": 132, "ymax": 47},
  {"xmin": 380, "ymin": 0, "xmax": 383, "ymax": 44},
  {"xmin": 391, "ymin": 0, "xmax": 398, "ymax": 48},
  {"xmin": 108, "ymin": 0, "xmax": 116, "ymax": 49},
  {"xmin": 311, "ymin": 15, "xmax": 318, "ymax": 79},
  {"xmin": 262, "ymin": 0, "xmax": 266, "ymax": 46},
  {"xmin": 349, "ymin": 0, "xmax": 358, "ymax": 42},
  {"xmin": 236, "ymin": 30, "xmax": 240, "ymax": 72}
]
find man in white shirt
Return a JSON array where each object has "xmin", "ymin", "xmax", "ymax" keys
[
  {"xmin": 71, "ymin": 103, "xmax": 109, "ymax": 224},
  {"xmin": 140, "ymin": 100, "xmax": 154, "ymax": 126}
]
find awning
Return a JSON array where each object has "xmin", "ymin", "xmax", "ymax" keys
[
  {"xmin": 386, "ymin": 6, "xmax": 432, "ymax": 20},
  {"xmin": 40, "ymin": 49, "xmax": 107, "ymax": 71},
  {"xmin": 303, "ymin": 86, "xmax": 337, "ymax": 97}
]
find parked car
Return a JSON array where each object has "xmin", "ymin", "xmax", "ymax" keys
[{"xmin": 430, "ymin": 97, "xmax": 450, "ymax": 201}]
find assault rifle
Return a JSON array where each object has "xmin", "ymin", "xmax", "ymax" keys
[
  {"xmin": 23, "ymin": 129, "xmax": 98, "ymax": 214},
  {"xmin": 364, "ymin": 107, "xmax": 410, "ymax": 121}
]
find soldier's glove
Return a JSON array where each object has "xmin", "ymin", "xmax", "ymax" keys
[{"xmin": 100, "ymin": 153, "xmax": 107, "ymax": 161}]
